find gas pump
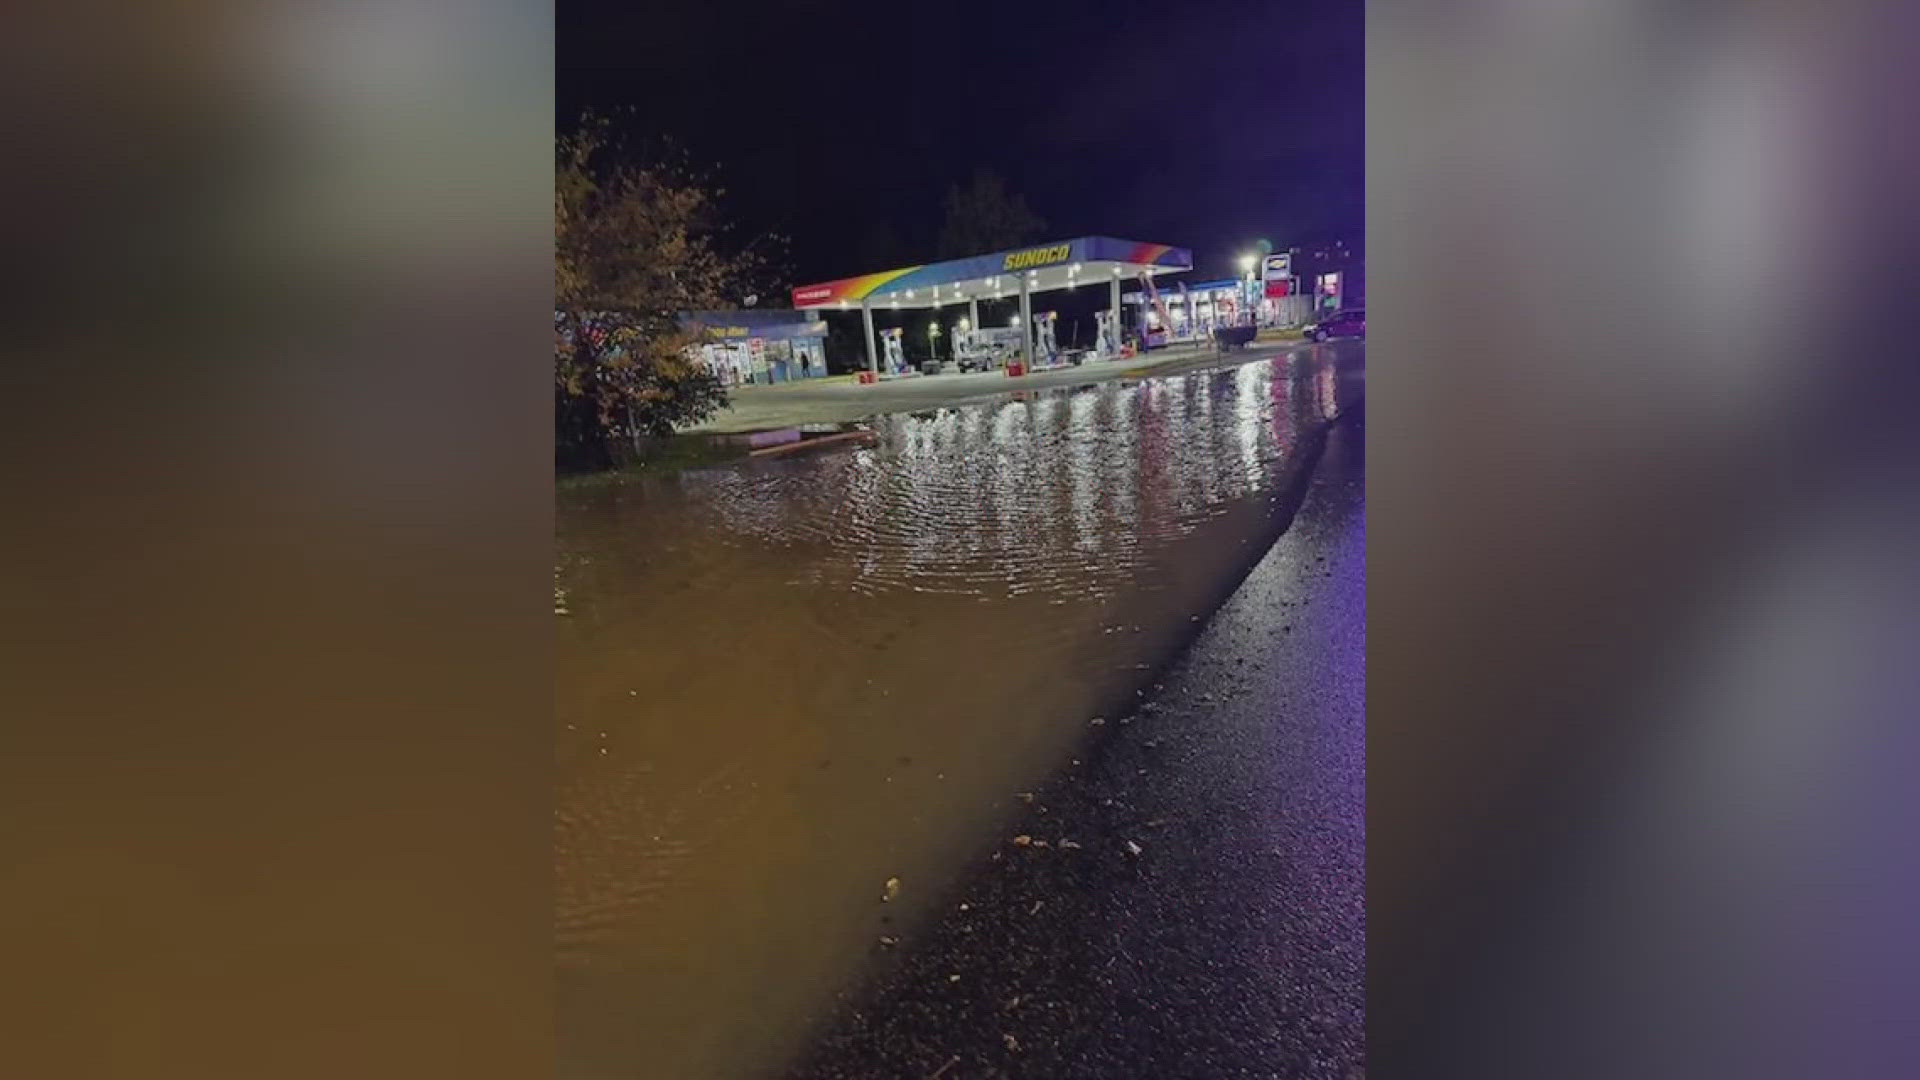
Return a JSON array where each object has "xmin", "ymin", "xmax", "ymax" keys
[
  {"xmin": 879, "ymin": 327, "xmax": 906, "ymax": 374},
  {"xmin": 1093, "ymin": 310, "xmax": 1118, "ymax": 359},
  {"xmin": 1031, "ymin": 311, "xmax": 1058, "ymax": 366},
  {"xmin": 1135, "ymin": 270, "xmax": 1174, "ymax": 349}
]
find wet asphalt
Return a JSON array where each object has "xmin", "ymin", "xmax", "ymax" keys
[{"xmin": 783, "ymin": 407, "xmax": 1365, "ymax": 1080}]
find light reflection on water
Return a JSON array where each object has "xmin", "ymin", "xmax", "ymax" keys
[{"xmin": 556, "ymin": 346, "xmax": 1357, "ymax": 1080}]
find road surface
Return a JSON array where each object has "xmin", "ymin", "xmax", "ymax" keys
[{"xmin": 784, "ymin": 407, "xmax": 1366, "ymax": 1079}]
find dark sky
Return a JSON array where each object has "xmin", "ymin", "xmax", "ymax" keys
[{"xmin": 559, "ymin": 0, "xmax": 1362, "ymax": 289}]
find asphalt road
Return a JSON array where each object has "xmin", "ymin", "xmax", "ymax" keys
[{"xmin": 783, "ymin": 408, "xmax": 1366, "ymax": 1080}]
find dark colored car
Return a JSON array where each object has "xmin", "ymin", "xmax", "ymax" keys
[{"xmin": 1305, "ymin": 308, "xmax": 1364, "ymax": 342}]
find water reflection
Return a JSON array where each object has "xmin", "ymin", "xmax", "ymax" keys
[{"xmin": 556, "ymin": 346, "xmax": 1360, "ymax": 1080}]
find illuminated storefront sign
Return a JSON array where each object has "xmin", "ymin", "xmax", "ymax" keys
[{"xmin": 1002, "ymin": 243, "xmax": 1073, "ymax": 271}]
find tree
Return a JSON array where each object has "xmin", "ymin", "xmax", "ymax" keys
[
  {"xmin": 935, "ymin": 169, "xmax": 1047, "ymax": 259},
  {"xmin": 555, "ymin": 116, "xmax": 787, "ymax": 469}
]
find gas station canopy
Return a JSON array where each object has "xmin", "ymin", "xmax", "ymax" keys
[{"xmin": 789, "ymin": 236, "xmax": 1193, "ymax": 310}]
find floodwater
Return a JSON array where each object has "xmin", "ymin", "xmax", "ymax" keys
[{"xmin": 556, "ymin": 345, "xmax": 1360, "ymax": 1080}]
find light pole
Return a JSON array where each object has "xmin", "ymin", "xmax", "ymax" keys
[{"xmin": 1237, "ymin": 254, "xmax": 1258, "ymax": 326}]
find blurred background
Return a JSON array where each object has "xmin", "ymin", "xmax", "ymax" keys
[
  {"xmin": 0, "ymin": 2, "xmax": 553, "ymax": 1078},
  {"xmin": 1, "ymin": 1, "xmax": 1917, "ymax": 1078},
  {"xmin": 1370, "ymin": 2, "xmax": 1920, "ymax": 1077}
]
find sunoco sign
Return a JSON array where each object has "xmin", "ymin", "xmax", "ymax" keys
[{"xmin": 1002, "ymin": 243, "xmax": 1072, "ymax": 271}]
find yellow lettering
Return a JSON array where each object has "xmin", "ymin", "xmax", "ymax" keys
[{"xmin": 1002, "ymin": 244, "xmax": 1070, "ymax": 271}]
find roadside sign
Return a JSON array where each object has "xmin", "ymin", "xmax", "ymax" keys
[{"xmin": 1263, "ymin": 253, "xmax": 1293, "ymax": 297}]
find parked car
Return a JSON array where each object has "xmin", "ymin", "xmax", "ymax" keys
[{"xmin": 1305, "ymin": 309, "xmax": 1364, "ymax": 342}]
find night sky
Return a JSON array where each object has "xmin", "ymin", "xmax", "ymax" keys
[{"xmin": 560, "ymin": 0, "xmax": 1362, "ymax": 291}]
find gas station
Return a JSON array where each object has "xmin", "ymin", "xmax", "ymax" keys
[
  {"xmin": 789, "ymin": 236, "xmax": 1193, "ymax": 380},
  {"xmin": 1123, "ymin": 278, "xmax": 1266, "ymax": 348},
  {"xmin": 1121, "ymin": 251, "xmax": 1313, "ymax": 347}
]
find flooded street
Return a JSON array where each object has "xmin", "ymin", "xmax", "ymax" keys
[{"xmin": 556, "ymin": 345, "xmax": 1360, "ymax": 1080}]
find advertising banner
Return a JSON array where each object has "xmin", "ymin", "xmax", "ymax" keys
[{"xmin": 1315, "ymin": 271, "xmax": 1342, "ymax": 313}]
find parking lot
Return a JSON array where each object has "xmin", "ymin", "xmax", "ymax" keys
[{"xmin": 690, "ymin": 338, "xmax": 1306, "ymax": 432}]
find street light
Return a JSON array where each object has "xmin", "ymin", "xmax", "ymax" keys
[{"xmin": 1237, "ymin": 255, "xmax": 1261, "ymax": 328}]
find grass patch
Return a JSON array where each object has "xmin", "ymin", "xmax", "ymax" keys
[
  {"xmin": 1118, "ymin": 333, "xmax": 1308, "ymax": 380},
  {"xmin": 557, "ymin": 433, "xmax": 747, "ymax": 489}
]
